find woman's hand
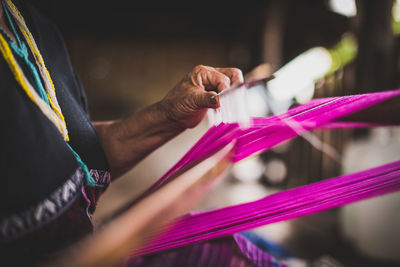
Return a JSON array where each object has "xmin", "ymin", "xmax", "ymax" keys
[
  {"xmin": 159, "ymin": 65, "xmax": 244, "ymax": 128},
  {"xmin": 94, "ymin": 65, "xmax": 243, "ymax": 178}
]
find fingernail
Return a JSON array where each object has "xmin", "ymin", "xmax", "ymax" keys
[{"xmin": 210, "ymin": 95, "xmax": 217, "ymax": 105}]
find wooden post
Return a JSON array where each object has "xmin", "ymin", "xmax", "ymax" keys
[{"xmin": 355, "ymin": 0, "xmax": 396, "ymax": 93}]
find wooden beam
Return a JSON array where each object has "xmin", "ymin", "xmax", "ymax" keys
[{"xmin": 45, "ymin": 142, "xmax": 234, "ymax": 267}]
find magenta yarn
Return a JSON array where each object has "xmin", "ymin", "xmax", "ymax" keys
[{"xmin": 133, "ymin": 89, "xmax": 400, "ymax": 256}]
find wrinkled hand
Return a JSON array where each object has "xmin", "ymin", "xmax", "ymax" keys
[{"xmin": 159, "ymin": 65, "xmax": 244, "ymax": 128}]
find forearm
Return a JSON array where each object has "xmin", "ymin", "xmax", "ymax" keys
[
  {"xmin": 94, "ymin": 101, "xmax": 185, "ymax": 179},
  {"xmin": 94, "ymin": 65, "xmax": 243, "ymax": 179}
]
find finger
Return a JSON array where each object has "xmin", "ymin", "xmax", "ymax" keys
[
  {"xmin": 216, "ymin": 67, "xmax": 244, "ymax": 85},
  {"xmin": 193, "ymin": 91, "xmax": 220, "ymax": 109},
  {"xmin": 192, "ymin": 65, "xmax": 231, "ymax": 93}
]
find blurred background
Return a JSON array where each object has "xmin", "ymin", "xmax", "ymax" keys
[{"xmin": 32, "ymin": 0, "xmax": 400, "ymax": 266}]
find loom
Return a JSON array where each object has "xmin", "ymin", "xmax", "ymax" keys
[{"xmin": 53, "ymin": 86, "xmax": 400, "ymax": 267}]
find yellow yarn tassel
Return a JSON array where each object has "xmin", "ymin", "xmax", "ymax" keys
[
  {"xmin": 1, "ymin": 0, "xmax": 96, "ymax": 186},
  {"xmin": 4, "ymin": 0, "xmax": 69, "ymax": 141},
  {"xmin": 0, "ymin": 34, "xmax": 67, "ymax": 136}
]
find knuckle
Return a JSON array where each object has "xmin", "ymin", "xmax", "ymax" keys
[
  {"xmin": 230, "ymin": 68, "xmax": 243, "ymax": 78},
  {"xmin": 233, "ymin": 67, "xmax": 243, "ymax": 76},
  {"xmin": 193, "ymin": 64, "xmax": 206, "ymax": 72},
  {"xmin": 222, "ymin": 75, "xmax": 231, "ymax": 84}
]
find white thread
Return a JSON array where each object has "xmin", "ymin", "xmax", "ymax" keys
[
  {"xmin": 207, "ymin": 77, "xmax": 342, "ymax": 163},
  {"xmin": 207, "ymin": 83, "xmax": 251, "ymax": 128}
]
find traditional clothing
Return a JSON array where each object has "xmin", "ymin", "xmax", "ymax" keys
[
  {"xmin": 0, "ymin": 1, "xmax": 284, "ymax": 266},
  {"xmin": 1, "ymin": 0, "xmax": 110, "ymax": 264}
]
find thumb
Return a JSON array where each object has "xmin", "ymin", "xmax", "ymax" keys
[{"xmin": 194, "ymin": 91, "xmax": 220, "ymax": 109}]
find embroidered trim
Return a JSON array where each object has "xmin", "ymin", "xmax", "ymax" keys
[
  {"xmin": 90, "ymin": 169, "xmax": 111, "ymax": 186},
  {"xmin": 0, "ymin": 168, "xmax": 111, "ymax": 242},
  {"xmin": 0, "ymin": 168, "xmax": 84, "ymax": 242}
]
